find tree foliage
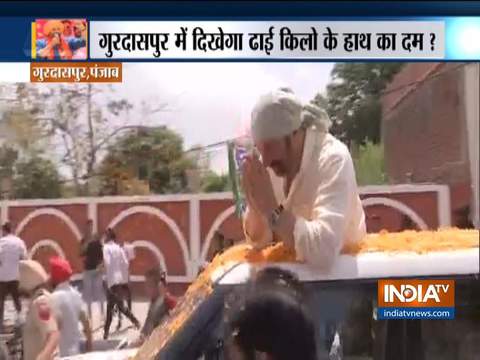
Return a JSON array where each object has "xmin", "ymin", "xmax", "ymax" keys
[
  {"xmin": 0, "ymin": 63, "xmax": 403, "ymax": 197},
  {"xmin": 314, "ymin": 63, "xmax": 404, "ymax": 146},
  {"xmin": 2, "ymin": 83, "xmax": 220, "ymax": 198},
  {"xmin": 2, "ymin": 83, "xmax": 135, "ymax": 196},
  {"xmin": 353, "ymin": 141, "xmax": 387, "ymax": 186},
  {"xmin": 12, "ymin": 156, "xmax": 62, "ymax": 199},
  {"xmin": 201, "ymin": 171, "xmax": 231, "ymax": 193},
  {"xmin": 0, "ymin": 145, "xmax": 18, "ymax": 179},
  {"xmin": 0, "ymin": 144, "xmax": 62, "ymax": 199},
  {"xmin": 98, "ymin": 126, "xmax": 196, "ymax": 195}
]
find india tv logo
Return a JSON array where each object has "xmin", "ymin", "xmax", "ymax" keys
[{"xmin": 377, "ymin": 279, "xmax": 455, "ymax": 320}]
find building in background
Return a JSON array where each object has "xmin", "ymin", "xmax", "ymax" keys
[{"xmin": 382, "ymin": 62, "xmax": 479, "ymax": 228}]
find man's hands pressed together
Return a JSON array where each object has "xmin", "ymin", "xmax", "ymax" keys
[
  {"xmin": 241, "ymin": 152, "xmax": 296, "ymax": 249},
  {"xmin": 242, "ymin": 153, "xmax": 278, "ymax": 219}
]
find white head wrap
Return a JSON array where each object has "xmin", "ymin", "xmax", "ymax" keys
[
  {"xmin": 251, "ymin": 87, "xmax": 331, "ymax": 142},
  {"xmin": 19, "ymin": 260, "xmax": 49, "ymax": 293}
]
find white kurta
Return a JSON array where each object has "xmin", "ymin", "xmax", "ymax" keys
[
  {"xmin": 103, "ymin": 241, "xmax": 129, "ymax": 288},
  {"xmin": 0, "ymin": 234, "xmax": 27, "ymax": 282},
  {"xmin": 51, "ymin": 282, "xmax": 85, "ymax": 357},
  {"xmin": 245, "ymin": 128, "xmax": 366, "ymax": 270}
]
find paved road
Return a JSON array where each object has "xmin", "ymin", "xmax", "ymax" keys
[
  {"xmin": 2, "ymin": 297, "xmax": 151, "ymax": 354},
  {"xmin": 89, "ymin": 301, "xmax": 150, "ymax": 342}
]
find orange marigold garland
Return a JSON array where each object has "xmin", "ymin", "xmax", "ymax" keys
[{"xmin": 134, "ymin": 228, "xmax": 478, "ymax": 359}]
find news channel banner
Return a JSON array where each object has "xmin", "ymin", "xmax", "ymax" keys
[
  {"xmin": 0, "ymin": 14, "xmax": 467, "ymax": 83},
  {"xmin": 378, "ymin": 280, "xmax": 456, "ymax": 320}
]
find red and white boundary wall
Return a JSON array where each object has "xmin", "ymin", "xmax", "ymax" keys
[{"xmin": 0, "ymin": 185, "xmax": 451, "ymax": 294}]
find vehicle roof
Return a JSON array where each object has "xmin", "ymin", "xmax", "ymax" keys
[
  {"xmin": 62, "ymin": 348, "xmax": 137, "ymax": 360},
  {"xmin": 215, "ymin": 248, "xmax": 480, "ymax": 285}
]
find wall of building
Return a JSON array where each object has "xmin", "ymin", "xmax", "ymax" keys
[
  {"xmin": 463, "ymin": 63, "xmax": 479, "ymax": 229},
  {"xmin": 382, "ymin": 63, "xmax": 473, "ymax": 223},
  {"xmin": 382, "ymin": 63, "xmax": 470, "ymax": 185},
  {"xmin": 0, "ymin": 185, "xmax": 451, "ymax": 295}
]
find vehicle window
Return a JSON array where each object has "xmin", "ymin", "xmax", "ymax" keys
[
  {"xmin": 157, "ymin": 275, "xmax": 479, "ymax": 360},
  {"xmin": 304, "ymin": 276, "xmax": 480, "ymax": 360},
  {"xmin": 420, "ymin": 277, "xmax": 480, "ymax": 360},
  {"xmin": 304, "ymin": 280, "xmax": 375, "ymax": 360},
  {"xmin": 156, "ymin": 287, "xmax": 228, "ymax": 360}
]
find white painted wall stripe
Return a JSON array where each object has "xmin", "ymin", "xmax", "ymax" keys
[
  {"xmin": 360, "ymin": 184, "xmax": 448, "ymax": 195},
  {"xmin": 437, "ymin": 186, "xmax": 452, "ymax": 228},
  {"xmin": 362, "ymin": 197, "xmax": 428, "ymax": 230},
  {"xmin": 88, "ymin": 199, "xmax": 98, "ymax": 234},
  {"xmin": 189, "ymin": 198, "xmax": 201, "ymax": 278},
  {"xmin": 131, "ymin": 240, "xmax": 167, "ymax": 274},
  {"xmin": 129, "ymin": 240, "xmax": 193, "ymax": 283},
  {"xmin": 0, "ymin": 201, "xmax": 7, "ymax": 225},
  {"xmin": 4, "ymin": 184, "xmax": 453, "ymax": 283},
  {"xmin": 15, "ymin": 208, "xmax": 82, "ymax": 241},
  {"xmin": 3, "ymin": 184, "xmax": 448, "ymax": 207},
  {"xmin": 201, "ymin": 205, "xmax": 236, "ymax": 263},
  {"xmin": 29, "ymin": 239, "xmax": 66, "ymax": 259},
  {"xmin": 106, "ymin": 205, "xmax": 190, "ymax": 276},
  {"xmin": 5, "ymin": 192, "xmax": 234, "ymax": 207}
]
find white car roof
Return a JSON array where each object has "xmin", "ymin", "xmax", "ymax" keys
[
  {"xmin": 215, "ymin": 248, "xmax": 480, "ymax": 285},
  {"xmin": 62, "ymin": 349, "xmax": 137, "ymax": 360}
]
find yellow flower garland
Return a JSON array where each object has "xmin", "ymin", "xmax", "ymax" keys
[{"xmin": 134, "ymin": 228, "xmax": 479, "ymax": 359}]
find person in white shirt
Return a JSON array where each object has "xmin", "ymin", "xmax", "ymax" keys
[
  {"xmin": 115, "ymin": 238, "xmax": 135, "ymax": 331},
  {"xmin": 0, "ymin": 222, "xmax": 27, "ymax": 328},
  {"xmin": 20, "ymin": 260, "xmax": 59, "ymax": 360},
  {"xmin": 102, "ymin": 228, "xmax": 140, "ymax": 340},
  {"xmin": 49, "ymin": 256, "xmax": 92, "ymax": 357},
  {"xmin": 242, "ymin": 88, "xmax": 366, "ymax": 270}
]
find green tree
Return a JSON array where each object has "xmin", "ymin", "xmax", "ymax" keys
[
  {"xmin": 12, "ymin": 157, "xmax": 62, "ymax": 199},
  {"xmin": 43, "ymin": 84, "xmax": 134, "ymax": 195},
  {"xmin": 98, "ymin": 126, "xmax": 196, "ymax": 195},
  {"xmin": 314, "ymin": 63, "xmax": 404, "ymax": 146},
  {"xmin": 353, "ymin": 141, "xmax": 387, "ymax": 186},
  {"xmin": 0, "ymin": 145, "xmax": 18, "ymax": 178},
  {"xmin": 1, "ymin": 84, "xmax": 51, "ymax": 157},
  {"xmin": 2, "ymin": 83, "xmax": 135, "ymax": 196},
  {"xmin": 0, "ymin": 145, "xmax": 18, "ymax": 198},
  {"xmin": 201, "ymin": 171, "xmax": 231, "ymax": 193}
]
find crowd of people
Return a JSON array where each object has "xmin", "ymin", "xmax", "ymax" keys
[
  {"xmin": 1, "ymin": 86, "xmax": 368, "ymax": 360},
  {"xmin": 0, "ymin": 220, "xmax": 177, "ymax": 359},
  {"xmin": 36, "ymin": 20, "xmax": 87, "ymax": 60}
]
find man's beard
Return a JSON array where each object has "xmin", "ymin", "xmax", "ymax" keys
[{"xmin": 270, "ymin": 161, "xmax": 287, "ymax": 177}]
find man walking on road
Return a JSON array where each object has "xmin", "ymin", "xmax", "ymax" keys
[
  {"xmin": 115, "ymin": 236, "xmax": 135, "ymax": 331},
  {"xmin": 130, "ymin": 268, "xmax": 171, "ymax": 348},
  {"xmin": 130, "ymin": 268, "xmax": 177, "ymax": 348},
  {"xmin": 0, "ymin": 223, "xmax": 27, "ymax": 329},
  {"xmin": 50, "ymin": 256, "xmax": 92, "ymax": 357},
  {"xmin": 102, "ymin": 228, "xmax": 140, "ymax": 340},
  {"xmin": 80, "ymin": 219, "xmax": 105, "ymax": 321}
]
